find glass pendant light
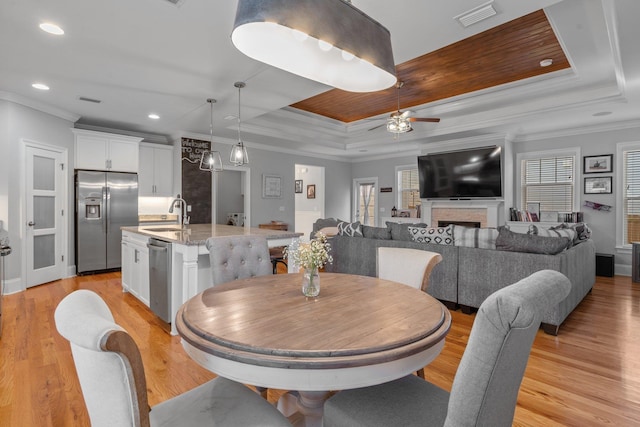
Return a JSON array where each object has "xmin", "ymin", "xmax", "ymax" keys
[
  {"xmin": 230, "ymin": 81, "xmax": 249, "ymax": 166},
  {"xmin": 199, "ymin": 98, "xmax": 224, "ymax": 172}
]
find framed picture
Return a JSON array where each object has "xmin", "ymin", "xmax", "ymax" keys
[
  {"xmin": 540, "ymin": 211, "xmax": 559, "ymax": 222},
  {"xmin": 584, "ymin": 176, "xmax": 612, "ymax": 194},
  {"xmin": 295, "ymin": 179, "xmax": 303, "ymax": 193},
  {"xmin": 584, "ymin": 154, "xmax": 613, "ymax": 174},
  {"xmin": 262, "ymin": 174, "xmax": 282, "ymax": 198},
  {"xmin": 307, "ymin": 184, "xmax": 316, "ymax": 199}
]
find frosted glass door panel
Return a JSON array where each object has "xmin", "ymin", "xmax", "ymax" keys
[
  {"xmin": 33, "ymin": 234, "xmax": 55, "ymax": 270},
  {"xmin": 34, "ymin": 155, "xmax": 55, "ymax": 191},
  {"xmin": 34, "ymin": 196, "xmax": 55, "ymax": 230}
]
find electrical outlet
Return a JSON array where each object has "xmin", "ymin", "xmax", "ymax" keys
[
  {"xmin": 279, "ymin": 206, "xmax": 285, "ymax": 211},
  {"xmin": 187, "ymin": 205, "xmax": 192, "ymax": 212},
  {"xmin": 380, "ymin": 207, "xmax": 386, "ymax": 212}
]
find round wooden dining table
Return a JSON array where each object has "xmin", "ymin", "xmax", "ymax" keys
[{"xmin": 176, "ymin": 272, "xmax": 451, "ymax": 427}]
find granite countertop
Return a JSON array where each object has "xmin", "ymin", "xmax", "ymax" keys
[{"xmin": 122, "ymin": 224, "xmax": 302, "ymax": 246}]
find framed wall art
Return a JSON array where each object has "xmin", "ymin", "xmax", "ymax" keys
[
  {"xmin": 307, "ymin": 184, "xmax": 316, "ymax": 199},
  {"xmin": 584, "ymin": 154, "xmax": 613, "ymax": 174},
  {"xmin": 295, "ymin": 179, "xmax": 303, "ymax": 193},
  {"xmin": 262, "ymin": 174, "xmax": 282, "ymax": 198},
  {"xmin": 584, "ymin": 176, "xmax": 612, "ymax": 194}
]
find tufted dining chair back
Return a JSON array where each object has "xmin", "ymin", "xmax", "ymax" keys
[
  {"xmin": 54, "ymin": 289, "xmax": 292, "ymax": 427},
  {"xmin": 206, "ymin": 236, "xmax": 272, "ymax": 287},
  {"xmin": 377, "ymin": 247, "xmax": 442, "ymax": 292}
]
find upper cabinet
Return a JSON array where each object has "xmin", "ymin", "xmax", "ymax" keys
[
  {"xmin": 73, "ymin": 129, "xmax": 142, "ymax": 172},
  {"xmin": 138, "ymin": 143, "xmax": 174, "ymax": 197}
]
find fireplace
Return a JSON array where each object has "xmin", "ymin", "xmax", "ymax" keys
[
  {"xmin": 422, "ymin": 200, "xmax": 504, "ymax": 228},
  {"xmin": 438, "ymin": 220, "xmax": 481, "ymax": 228}
]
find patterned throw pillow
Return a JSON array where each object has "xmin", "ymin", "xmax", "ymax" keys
[
  {"xmin": 528, "ymin": 224, "xmax": 576, "ymax": 248},
  {"xmin": 337, "ymin": 221, "xmax": 363, "ymax": 237},
  {"xmin": 550, "ymin": 222, "xmax": 591, "ymax": 245},
  {"xmin": 408, "ymin": 225, "xmax": 453, "ymax": 245},
  {"xmin": 452, "ymin": 225, "xmax": 498, "ymax": 249}
]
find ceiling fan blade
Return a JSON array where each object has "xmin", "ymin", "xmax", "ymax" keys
[
  {"xmin": 409, "ymin": 117, "xmax": 441, "ymax": 123},
  {"xmin": 400, "ymin": 110, "xmax": 411, "ymax": 118},
  {"xmin": 368, "ymin": 123, "xmax": 386, "ymax": 131}
]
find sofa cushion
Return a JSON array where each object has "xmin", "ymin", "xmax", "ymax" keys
[
  {"xmin": 495, "ymin": 227, "xmax": 569, "ymax": 255},
  {"xmin": 408, "ymin": 225, "xmax": 454, "ymax": 245},
  {"xmin": 528, "ymin": 224, "xmax": 576, "ymax": 247},
  {"xmin": 362, "ymin": 225, "xmax": 391, "ymax": 240},
  {"xmin": 337, "ymin": 221, "xmax": 363, "ymax": 237},
  {"xmin": 453, "ymin": 225, "xmax": 499, "ymax": 249},
  {"xmin": 386, "ymin": 221, "xmax": 427, "ymax": 241}
]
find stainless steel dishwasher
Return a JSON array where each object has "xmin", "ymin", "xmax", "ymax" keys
[{"xmin": 147, "ymin": 238, "xmax": 172, "ymax": 323}]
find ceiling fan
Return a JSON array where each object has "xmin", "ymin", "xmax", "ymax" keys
[{"xmin": 368, "ymin": 81, "xmax": 440, "ymax": 134}]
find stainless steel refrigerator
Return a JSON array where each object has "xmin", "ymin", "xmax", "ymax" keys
[{"xmin": 75, "ymin": 170, "xmax": 138, "ymax": 274}]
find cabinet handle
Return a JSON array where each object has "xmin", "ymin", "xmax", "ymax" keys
[{"xmin": 134, "ymin": 249, "xmax": 139, "ymax": 263}]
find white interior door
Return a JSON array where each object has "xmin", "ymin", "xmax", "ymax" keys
[
  {"xmin": 25, "ymin": 144, "xmax": 66, "ymax": 287},
  {"xmin": 353, "ymin": 178, "xmax": 378, "ymax": 226}
]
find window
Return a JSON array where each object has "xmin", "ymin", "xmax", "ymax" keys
[
  {"xmin": 517, "ymin": 149, "xmax": 579, "ymax": 215},
  {"xmin": 620, "ymin": 144, "xmax": 640, "ymax": 246},
  {"xmin": 396, "ymin": 166, "xmax": 420, "ymax": 210}
]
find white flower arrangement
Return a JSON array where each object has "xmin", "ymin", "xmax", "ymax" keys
[{"xmin": 284, "ymin": 232, "xmax": 333, "ymax": 271}]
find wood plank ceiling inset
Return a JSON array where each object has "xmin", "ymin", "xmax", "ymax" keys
[{"xmin": 291, "ymin": 10, "xmax": 570, "ymax": 123}]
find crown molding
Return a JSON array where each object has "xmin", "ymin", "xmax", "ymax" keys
[{"xmin": 0, "ymin": 91, "xmax": 80, "ymax": 123}]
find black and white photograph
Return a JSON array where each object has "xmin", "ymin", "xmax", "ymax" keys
[
  {"xmin": 584, "ymin": 176, "xmax": 612, "ymax": 194},
  {"xmin": 295, "ymin": 179, "xmax": 303, "ymax": 193},
  {"xmin": 584, "ymin": 154, "xmax": 613, "ymax": 174}
]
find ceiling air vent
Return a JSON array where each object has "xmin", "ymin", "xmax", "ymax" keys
[
  {"xmin": 78, "ymin": 96, "xmax": 102, "ymax": 104},
  {"xmin": 454, "ymin": 1, "xmax": 497, "ymax": 28}
]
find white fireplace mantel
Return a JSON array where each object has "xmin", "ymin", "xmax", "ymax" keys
[{"xmin": 422, "ymin": 199, "xmax": 505, "ymax": 228}]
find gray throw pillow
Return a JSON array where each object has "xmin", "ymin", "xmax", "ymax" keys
[
  {"xmin": 452, "ymin": 225, "xmax": 498, "ymax": 249},
  {"xmin": 528, "ymin": 224, "xmax": 576, "ymax": 247},
  {"xmin": 495, "ymin": 227, "xmax": 569, "ymax": 255},
  {"xmin": 386, "ymin": 221, "xmax": 427, "ymax": 241},
  {"xmin": 362, "ymin": 225, "xmax": 391, "ymax": 240}
]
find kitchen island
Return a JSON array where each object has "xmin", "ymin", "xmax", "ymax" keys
[{"xmin": 121, "ymin": 224, "xmax": 302, "ymax": 334}]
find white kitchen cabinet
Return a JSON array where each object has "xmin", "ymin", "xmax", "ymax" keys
[
  {"xmin": 138, "ymin": 143, "xmax": 174, "ymax": 196},
  {"xmin": 121, "ymin": 231, "xmax": 150, "ymax": 306},
  {"xmin": 73, "ymin": 129, "xmax": 142, "ymax": 172}
]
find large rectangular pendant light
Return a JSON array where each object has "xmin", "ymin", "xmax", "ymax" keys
[{"xmin": 231, "ymin": 0, "xmax": 397, "ymax": 93}]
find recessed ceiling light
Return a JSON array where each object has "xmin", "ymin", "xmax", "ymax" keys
[
  {"xmin": 39, "ymin": 22, "xmax": 64, "ymax": 35},
  {"xmin": 540, "ymin": 58, "xmax": 553, "ymax": 67},
  {"xmin": 593, "ymin": 111, "xmax": 612, "ymax": 117},
  {"xmin": 148, "ymin": 113, "xmax": 160, "ymax": 120},
  {"xmin": 32, "ymin": 83, "xmax": 50, "ymax": 91}
]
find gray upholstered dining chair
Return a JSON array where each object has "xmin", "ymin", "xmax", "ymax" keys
[
  {"xmin": 206, "ymin": 236, "xmax": 272, "ymax": 286},
  {"xmin": 377, "ymin": 247, "xmax": 442, "ymax": 379},
  {"xmin": 205, "ymin": 235, "xmax": 273, "ymax": 398},
  {"xmin": 323, "ymin": 269, "xmax": 571, "ymax": 427},
  {"xmin": 55, "ymin": 289, "xmax": 291, "ymax": 427}
]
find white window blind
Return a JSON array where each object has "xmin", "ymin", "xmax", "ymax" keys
[
  {"xmin": 398, "ymin": 168, "xmax": 420, "ymax": 209},
  {"xmin": 623, "ymin": 150, "xmax": 640, "ymax": 244},
  {"xmin": 521, "ymin": 156, "xmax": 574, "ymax": 212}
]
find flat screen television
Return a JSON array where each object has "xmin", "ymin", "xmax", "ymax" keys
[{"xmin": 418, "ymin": 146, "xmax": 503, "ymax": 199}]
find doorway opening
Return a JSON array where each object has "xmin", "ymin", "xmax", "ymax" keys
[{"xmin": 294, "ymin": 164, "xmax": 325, "ymax": 241}]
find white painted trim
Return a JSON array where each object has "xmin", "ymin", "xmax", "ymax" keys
[
  {"xmin": 515, "ymin": 146, "xmax": 581, "ymax": 213},
  {"xmin": 616, "ymin": 141, "xmax": 640, "ymax": 248}
]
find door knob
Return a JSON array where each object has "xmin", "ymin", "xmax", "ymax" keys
[{"xmin": 27, "ymin": 221, "xmax": 35, "ymax": 226}]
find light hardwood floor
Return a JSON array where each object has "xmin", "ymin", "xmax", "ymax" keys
[{"xmin": 0, "ymin": 272, "xmax": 638, "ymax": 426}]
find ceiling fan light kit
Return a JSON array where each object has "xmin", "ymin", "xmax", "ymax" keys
[{"xmin": 231, "ymin": 0, "xmax": 397, "ymax": 93}]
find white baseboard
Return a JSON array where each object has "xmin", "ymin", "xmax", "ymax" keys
[
  {"xmin": 3, "ymin": 277, "xmax": 23, "ymax": 295},
  {"xmin": 66, "ymin": 265, "xmax": 76, "ymax": 278},
  {"xmin": 615, "ymin": 264, "xmax": 631, "ymax": 277}
]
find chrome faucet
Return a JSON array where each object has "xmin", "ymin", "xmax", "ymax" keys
[{"xmin": 169, "ymin": 194, "xmax": 190, "ymax": 228}]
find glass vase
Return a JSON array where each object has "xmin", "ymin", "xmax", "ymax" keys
[{"xmin": 302, "ymin": 267, "xmax": 320, "ymax": 297}]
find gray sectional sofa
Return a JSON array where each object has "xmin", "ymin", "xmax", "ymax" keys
[{"xmin": 319, "ymin": 219, "xmax": 596, "ymax": 335}]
